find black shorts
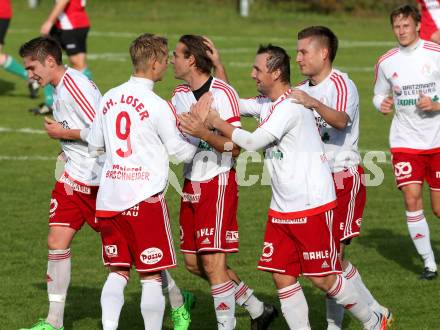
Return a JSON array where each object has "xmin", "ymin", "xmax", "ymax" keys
[
  {"xmin": 0, "ymin": 19, "xmax": 10, "ymax": 45},
  {"xmin": 50, "ymin": 27, "xmax": 89, "ymax": 56}
]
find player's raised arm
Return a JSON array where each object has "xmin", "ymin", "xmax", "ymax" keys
[
  {"xmin": 290, "ymin": 88, "xmax": 349, "ymax": 130},
  {"xmin": 203, "ymin": 36, "xmax": 229, "ymax": 83}
]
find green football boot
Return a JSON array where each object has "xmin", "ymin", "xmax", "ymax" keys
[
  {"xmin": 171, "ymin": 290, "xmax": 196, "ymax": 330},
  {"xmin": 19, "ymin": 319, "xmax": 64, "ymax": 330}
]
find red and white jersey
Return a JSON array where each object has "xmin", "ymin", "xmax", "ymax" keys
[
  {"xmin": 171, "ymin": 77, "xmax": 241, "ymax": 181},
  {"xmin": 0, "ymin": 0, "xmax": 12, "ymax": 19},
  {"xmin": 374, "ymin": 39, "xmax": 440, "ymax": 153},
  {"xmin": 55, "ymin": 0, "xmax": 89, "ymax": 30},
  {"xmin": 87, "ymin": 77, "xmax": 197, "ymax": 217},
  {"xmin": 418, "ymin": 0, "xmax": 440, "ymax": 40},
  {"xmin": 53, "ymin": 67, "xmax": 102, "ymax": 186},
  {"xmin": 239, "ymin": 89, "xmax": 336, "ymax": 219},
  {"xmin": 296, "ymin": 69, "xmax": 360, "ymax": 173}
]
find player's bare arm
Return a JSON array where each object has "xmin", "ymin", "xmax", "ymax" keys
[
  {"xmin": 417, "ymin": 93, "xmax": 440, "ymax": 111},
  {"xmin": 40, "ymin": 0, "xmax": 69, "ymax": 35},
  {"xmin": 203, "ymin": 37, "xmax": 229, "ymax": 83},
  {"xmin": 44, "ymin": 116, "xmax": 82, "ymax": 140},
  {"xmin": 290, "ymin": 89, "xmax": 349, "ymax": 130},
  {"xmin": 179, "ymin": 110, "xmax": 239, "ymax": 156}
]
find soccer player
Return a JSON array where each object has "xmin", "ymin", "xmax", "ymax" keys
[
  {"xmin": 0, "ymin": 0, "xmax": 38, "ymax": 98},
  {"xmin": 374, "ymin": 4, "xmax": 440, "ymax": 280},
  {"xmin": 291, "ymin": 26, "xmax": 392, "ymax": 329},
  {"xmin": 417, "ymin": 0, "xmax": 440, "ymax": 43},
  {"xmin": 18, "ymin": 37, "xmax": 103, "ymax": 330},
  {"xmin": 180, "ymin": 44, "xmax": 387, "ymax": 330},
  {"xmin": 32, "ymin": 0, "xmax": 93, "ymax": 115},
  {"xmin": 86, "ymin": 33, "xmax": 198, "ymax": 330},
  {"xmin": 171, "ymin": 34, "xmax": 277, "ymax": 330}
]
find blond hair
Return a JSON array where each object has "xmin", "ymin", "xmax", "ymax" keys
[{"xmin": 129, "ymin": 33, "xmax": 168, "ymax": 72}]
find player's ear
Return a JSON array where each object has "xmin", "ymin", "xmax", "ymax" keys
[
  {"xmin": 188, "ymin": 54, "xmax": 196, "ymax": 68},
  {"xmin": 416, "ymin": 22, "xmax": 421, "ymax": 34},
  {"xmin": 272, "ymin": 68, "xmax": 282, "ymax": 81},
  {"xmin": 45, "ymin": 55, "xmax": 56, "ymax": 68},
  {"xmin": 321, "ymin": 48, "xmax": 329, "ymax": 61}
]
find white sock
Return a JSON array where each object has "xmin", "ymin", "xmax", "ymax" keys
[
  {"xmin": 141, "ymin": 277, "xmax": 165, "ymax": 330},
  {"xmin": 161, "ymin": 270, "xmax": 184, "ymax": 309},
  {"xmin": 344, "ymin": 263, "xmax": 382, "ymax": 314},
  {"xmin": 46, "ymin": 249, "xmax": 71, "ymax": 329},
  {"xmin": 278, "ymin": 283, "xmax": 310, "ymax": 330},
  {"xmin": 234, "ymin": 281, "xmax": 264, "ymax": 319},
  {"xmin": 211, "ymin": 281, "xmax": 236, "ymax": 330},
  {"xmin": 101, "ymin": 272, "xmax": 128, "ymax": 330},
  {"xmin": 327, "ymin": 275, "xmax": 377, "ymax": 329},
  {"xmin": 406, "ymin": 210, "xmax": 437, "ymax": 271}
]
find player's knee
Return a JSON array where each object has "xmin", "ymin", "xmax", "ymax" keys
[
  {"xmin": 308, "ymin": 275, "xmax": 334, "ymax": 292},
  {"xmin": 201, "ymin": 255, "xmax": 221, "ymax": 276},
  {"xmin": 47, "ymin": 233, "xmax": 69, "ymax": 250}
]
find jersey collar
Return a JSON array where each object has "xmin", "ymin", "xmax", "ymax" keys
[
  {"xmin": 129, "ymin": 76, "xmax": 155, "ymax": 91},
  {"xmin": 399, "ymin": 38, "xmax": 422, "ymax": 54}
]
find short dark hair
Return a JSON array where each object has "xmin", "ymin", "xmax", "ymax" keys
[
  {"xmin": 19, "ymin": 37, "xmax": 62, "ymax": 65},
  {"xmin": 256, "ymin": 44, "xmax": 290, "ymax": 84},
  {"xmin": 390, "ymin": 4, "xmax": 421, "ymax": 25},
  {"xmin": 179, "ymin": 35, "xmax": 213, "ymax": 75},
  {"xmin": 297, "ymin": 26, "xmax": 338, "ymax": 63},
  {"xmin": 129, "ymin": 33, "xmax": 168, "ymax": 72}
]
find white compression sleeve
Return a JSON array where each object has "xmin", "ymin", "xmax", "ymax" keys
[{"xmin": 231, "ymin": 127, "xmax": 276, "ymax": 152}]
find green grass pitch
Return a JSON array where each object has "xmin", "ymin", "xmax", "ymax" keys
[{"xmin": 1, "ymin": 0, "xmax": 439, "ymax": 329}]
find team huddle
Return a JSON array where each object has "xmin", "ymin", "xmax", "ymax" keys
[{"xmin": 17, "ymin": 3, "xmax": 440, "ymax": 330}]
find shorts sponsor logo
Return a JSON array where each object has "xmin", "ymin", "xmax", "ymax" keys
[
  {"xmin": 182, "ymin": 193, "xmax": 200, "ymax": 203},
  {"xmin": 436, "ymin": 171, "xmax": 440, "ymax": 179},
  {"xmin": 66, "ymin": 43, "xmax": 77, "ymax": 49},
  {"xmin": 321, "ymin": 261, "xmax": 330, "ymax": 269},
  {"xmin": 180, "ymin": 226, "xmax": 184, "ymax": 243},
  {"xmin": 394, "ymin": 162, "xmax": 412, "ymax": 179},
  {"xmin": 104, "ymin": 245, "xmax": 118, "ymax": 258},
  {"xmin": 140, "ymin": 247, "xmax": 163, "ymax": 265},
  {"xmin": 201, "ymin": 237, "xmax": 211, "ymax": 245},
  {"xmin": 226, "ymin": 231, "xmax": 239, "ymax": 243},
  {"xmin": 303, "ymin": 250, "xmax": 330, "ymax": 260},
  {"xmin": 261, "ymin": 242, "xmax": 274, "ymax": 261},
  {"xmin": 49, "ymin": 198, "xmax": 58, "ymax": 217},
  {"xmin": 122, "ymin": 204, "xmax": 139, "ymax": 217},
  {"xmin": 272, "ymin": 217, "xmax": 307, "ymax": 224},
  {"xmin": 197, "ymin": 227, "xmax": 214, "ymax": 238},
  {"xmin": 59, "ymin": 175, "xmax": 91, "ymax": 194},
  {"xmin": 355, "ymin": 218, "xmax": 362, "ymax": 227}
]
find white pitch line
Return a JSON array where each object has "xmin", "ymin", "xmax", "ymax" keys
[
  {"xmin": 0, "ymin": 156, "xmax": 55, "ymax": 161},
  {"xmin": 0, "ymin": 127, "xmax": 45, "ymax": 134},
  {"xmin": 9, "ymin": 28, "xmax": 394, "ymax": 48}
]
